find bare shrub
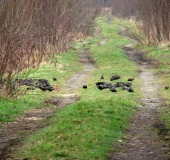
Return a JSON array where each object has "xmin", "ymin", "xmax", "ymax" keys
[
  {"xmin": 0, "ymin": 0, "xmax": 44, "ymax": 98},
  {"xmin": 135, "ymin": 0, "xmax": 170, "ymax": 45},
  {"xmin": 0, "ymin": 0, "xmax": 100, "ymax": 98}
]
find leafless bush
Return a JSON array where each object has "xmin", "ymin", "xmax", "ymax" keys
[
  {"xmin": 0, "ymin": 0, "xmax": 100, "ymax": 98},
  {"xmin": 0, "ymin": 0, "xmax": 44, "ymax": 97},
  {"xmin": 135, "ymin": 0, "xmax": 170, "ymax": 45}
]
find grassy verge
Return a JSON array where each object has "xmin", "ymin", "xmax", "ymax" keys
[
  {"xmin": 13, "ymin": 17, "xmax": 141, "ymax": 160},
  {"xmin": 0, "ymin": 50, "xmax": 82, "ymax": 124}
]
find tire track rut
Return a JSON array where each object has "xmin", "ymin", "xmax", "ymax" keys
[{"xmin": 109, "ymin": 26, "xmax": 170, "ymax": 160}]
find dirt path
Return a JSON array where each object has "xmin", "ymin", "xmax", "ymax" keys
[
  {"xmin": 66, "ymin": 49, "xmax": 96, "ymax": 91},
  {"xmin": 94, "ymin": 27, "xmax": 108, "ymax": 45},
  {"xmin": 109, "ymin": 26, "xmax": 170, "ymax": 160}
]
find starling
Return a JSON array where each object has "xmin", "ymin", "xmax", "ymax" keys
[
  {"xmin": 48, "ymin": 87, "xmax": 54, "ymax": 91},
  {"xmin": 101, "ymin": 75, "xmax": 104, "ymax": 79},
  {"xmin": 126, "ymin": 82, "xmax": 132, "ymax": 87},
  {"xmin": 117, "ymin": 82, "xmax": 125, "ymax": 87},
  {"xmin": 110, "ymin": 75, "xmax": 120, "ymax": 81},
  {"xmin": 165, "ymin": 86, "xmax": 169, "ymax": 90},
  {"xmin": 96, "ymin": 84, "xmax": 106, "ymax": 90},
  {"xmin": 110, "ymin": 86, "xmax": 117, "ymax": 92},
  {"xmin": 83, "ymin": 85, "xmax": 87, "ymax": 89},
  {"xmin": 128, "ymin": 78, "xmax": 135, "ymax": 81},
  {"xmin": 95, "ymin": 82, "xmax": 105, "ymax": 86},
  {"xmin": 53, "ymin": 77, "xmax": 57, "ymax": 81},
  {"xmin": 128, "ymin": 87, "xmax": 134, "ymax": 92},
  {"xmin": 121, "ymin": 86, "xmax": 129, "ymax": 90},
  {"xmin": 40, "ymin": 86, "xmax": 54, "ymax": 92}
]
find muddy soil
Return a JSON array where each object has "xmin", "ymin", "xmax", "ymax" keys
[
  {"xmin": 109, "ymin": 26, "xmax": 170, "ymax": 160},
  {"xmin": 0, "ymin": 44, "xmax": 98, "ymax": 159}
]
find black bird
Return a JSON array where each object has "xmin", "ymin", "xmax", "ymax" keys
[
  {"xmin": 110, "ymin": 86, "xmax": 117, "ymax": 92},
  {"xmin": 39, "ymin": 86, "xmax": 46, "ymax": 92},
  {"xmin": 128, "ymin": 78, "xmax": 135, "ymax": 81},
  {"xmin": 101, "ymin": 75, "xmax": 104, "ymax": 79},
  {"xmin": 126, "ymin": 82, "xmax": 132, "ymax": 87},
  {"xmin": 121, "ymin": 86, "xmax": 129, "ymax": 90},
  {"xmin": 83, "ymin": 85, "xmax": 87, "ymax": 89},
  {"xmin": 165, "ymin": 86, "xmax": 169, "ymax": 90},
  {"xmin": 104, "ymin": 83, "xmax": 113, "ymax": 88},
  {"xmin": 96, "ymin": 84, "xmax": 106, "ymax": 90},
  {"xmin": 110, "ymin": 75, "xmax": 120, "ymax": 81},
  {"xmin": 96, "ymin": 82, "xmax": 109, "ymax": 90},
  {"xmin": 53, "ymin": 77, "xmax": 57, "ymax": 81},
  {"xmin": 48, "ymin": 86, "xmax": 54, "ymax": 91},
  {"xmin": 116, "ymin": 82, "xmax": 125, "ymax": 87},
  {"xmin": 128, "ymin": 87, "xmax": 134, "ymax": 92},
  {"xmin": 96, "ymin": 82, "xmax": 105, "ymax": 86},
  {"xmin": 39, "ymin": 86, "xmax": 54, "ymax": 92}
]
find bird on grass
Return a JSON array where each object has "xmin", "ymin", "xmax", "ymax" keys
[
  {"xmin": 40, "ymin": 86, "xmax": 54, "ymax": 92},
  {"xmin": 83, "ymin": 85, "xmax": 87, "ymax": 89},
  {"xmin": 116, "ymin": 82, "xmax": 125, "ymax": 87},
  {"xmin": 101, "ymin": 75, "xmax": 104, "ymax": 79},
  {"xmin": 48, "ymin": 87, "xmax": 54, "ymax": 91},
  {"xmin": 126, "ymin": 82, "xmax": 132, "ymax": 87},
  {"xmin": 128, "ymin": 78, "xmax": 135, "ymax": 81},
  {"xmin": 110, "ymin": 86, "xmax": 117, "ymax": 92},
  {"xmin": 128, "ymin": 87, "xmax": 134, "ymax": 92},
  {"xmin": 121, "ymin": 86, "xmax": 129, "ymax": 90},
  {"xmin": 95, "ymin": 82, "xmax": 105, "ymax": 86},
  {"xmin": 96, "ymin": 84, "xmax": 105, "ymax": 90},
  {"xmin": 96, "ymin": 82, "xmax": 107, "ymax": 90},
  {"xmin": 165, "ymin": 86, "xmax": 169, "ymax": 90},
  {"xmin": 53, "ymin": 77, "xmax": 57, "ymax": 81},
  {"xmin": 96, "ymin": 84, "xmax": 106, "ymax": 90},
  {"xmin": 110, "ymin": 75, "xmax": 120, "ymax": 81}
]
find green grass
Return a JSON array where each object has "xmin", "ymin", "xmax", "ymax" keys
[{"xmin": 13, "ymin": 17, "xmax": 141, "ymax": 160}]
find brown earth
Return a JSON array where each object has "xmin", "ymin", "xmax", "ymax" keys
[{"xmin": 109, "ymin": 26, "xmax": 170, "ymax": 160}]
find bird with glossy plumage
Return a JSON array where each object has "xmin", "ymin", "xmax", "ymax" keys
[
  {"xmin": 83, "ymin": 85, "xmax": 87, "ymax": 89},
  {"xmin": 101, "ymin": 75, "xmax": 104, "ymax": 79}
]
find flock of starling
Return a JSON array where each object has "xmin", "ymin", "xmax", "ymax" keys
[
  {"xmin": 83, "ymin": 74, "xmax": 170, "ymax": 92},
  {"xmin": 5, "ymin": 77, "xmax": 57, "ymax": 92},
  {"xmin": 2, "ymin": 74, "xmax": 169, "ymax": 93},
  {"xmin": 83, "ymin": 74, "xmax": 135, "ymax": 93}
]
